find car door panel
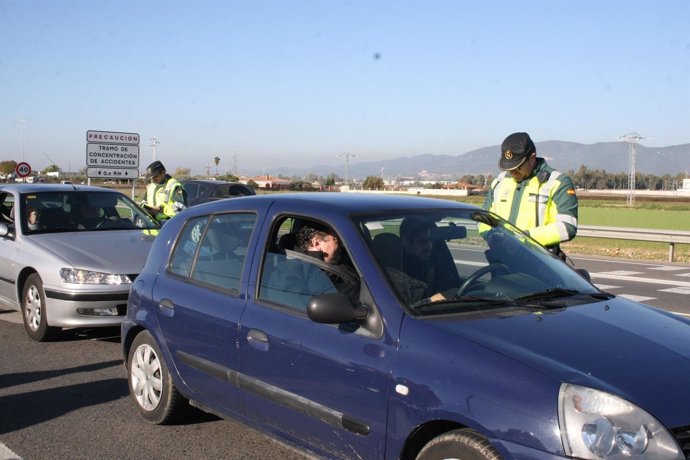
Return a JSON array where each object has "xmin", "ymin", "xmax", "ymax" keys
[
  {"xmin": 153, "ymin": 212, "xmax": 257, "ymax": 415},
  {"xmin": 237, "ymin": 210, "xmax": 397, "ymax": 459},
  {"xmin": 153, "ymin": 274, "xmax": 245, "ymax": 415},
  {"xmin": 238, "ymin": 305, "xmax": 395, "ymax": 459}
]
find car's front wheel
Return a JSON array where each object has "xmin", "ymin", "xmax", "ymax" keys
[
  {"xmin": 127, "ymin": 330, "xmax": 188, "ymax": 424},
  {"xmin": 22, "ymin": 273, "xmax": 58, "ymax": 342},
  {"xmin": 417, "ymin": 428, "xmax": 502, "ymax": 460}
]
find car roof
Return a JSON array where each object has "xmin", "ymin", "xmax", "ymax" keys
[
  {"xmin": 188, "ymin": 192, "xmax": 478, "ymax": 215},
  {"xmin": 0, "ymin": 184, "xmax": 121, "ymax": 194},
  {"xmin": 181, "ymin": 180, "xmax": 253, "ymax": 188}
]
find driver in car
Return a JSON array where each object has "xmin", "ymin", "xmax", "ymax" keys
[{"xmin": 400, "ymin": 217, "xmax": 458, "ymax": 301}]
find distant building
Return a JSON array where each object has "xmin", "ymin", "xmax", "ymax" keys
[{"xmin": 250, "ymin": 174, "xmax": 292, "ymax": 190}]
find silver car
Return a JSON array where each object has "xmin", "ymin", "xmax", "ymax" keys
[{"xmin": 0, "ymin": 184, "xmax": 160, "ymax": 341}]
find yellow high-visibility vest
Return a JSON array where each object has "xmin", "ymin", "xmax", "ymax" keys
[
  {"xmin": 485, "ymin": 161, "xmax": 578, "ymax": 247},
  {"xmin": 146, "ymin": 177, "xmax": 186, "ymax": 221}
]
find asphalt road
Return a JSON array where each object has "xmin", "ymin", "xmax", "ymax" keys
[
  {"xmin": 569, "ymin": 254, "xmax": 690, "ymax": 314},
  {"xmin": 0, "ymin": 320, "xmax": 312, "ymax": 460},
  {"xmin": 1, "ymin": 254, "xmax": 688, "ymax": 459}
]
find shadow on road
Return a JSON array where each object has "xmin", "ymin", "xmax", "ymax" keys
[
  {"xmin": 0, "ymin": 378, "xmax": 129, "ymax": 434},
  {"xmin": 0, "ymin": 360, "xmax": 122, "ymax": 390}
]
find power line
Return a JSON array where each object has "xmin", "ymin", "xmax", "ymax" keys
[
  {"xmin": 338, "ymin": 152, "xmax": 356, "ymax": 186},
  {"xmin": 618, "ymin": 132, "xmax": 645, "ymax": 206},
  {"xmin": 150, "ymin": 136, "xmax": 160, "ymax": 162}
]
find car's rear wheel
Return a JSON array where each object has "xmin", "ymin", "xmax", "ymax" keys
[
  {"xmin": 128, "ymin": 330, "xmax": 188, "ymax": 424},
  {"xmin": 417, "ymin": 428, "xmax": 502, "ymax": 460},
  {"xmin": 22, "ymin": 273, "xmax": 59, "ymax": 342}
]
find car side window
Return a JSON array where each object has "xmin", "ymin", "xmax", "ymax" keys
[
  {"xmin": 258, "ymin": 217, "xmax": 358, "ymax": 313},
  {"xmin": 170, "ymin": 213, "xmax": 256, "ymax": 294},
  {"xmin": 0, "ymin": 193, "xmax": 15, "ymax": 225},
  {"xmin": 169, "ymin": 216, "xmax": 209, "ymax": 278},
  {"xmin": 184, "ymin": 182, "xmax": 199, "ymax": 200}
]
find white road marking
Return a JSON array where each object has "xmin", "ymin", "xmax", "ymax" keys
[
  {"xmin": 675, "ymin": 273, "xmax": 690, "ymax": 278},
  {"xmin": 594, "ymin": 284, "xmax": 621, "ymax": 290},
  {"xmin": 454, "ymin": 260, "xmax": 486, "ymax": 267},
  {"xmin": 572, "ymin": 257, "xmax": 663, "ymax": 267},
  {"xmin": 618, "ymin": 294, "xmax": 657, "ymax": 302},
  {"xmin": 659, "ymin": 287, "xmax": 690, "ymax": 295},
  {"xmin": 0, "ymin": 442, "xmax": 22, "ymax": 460},
  {"xmin": 597, "ymin": 270, "xmax": 644, "ymax": 276},
  {"xmin": 649, "ymin": 266, "xmax": 688, "ymax": 271},
  {"xmin": 590, "ymin": 273, "xmax": 690, "ymax": 288}
]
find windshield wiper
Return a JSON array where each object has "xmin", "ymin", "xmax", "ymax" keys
[
  {"xmin": 515, "ymin": 288, "xmax": 580, "ymax": 302},
  {"xmin": 410, "ymin": 295, "xmax": 513, "ymax": 311}
]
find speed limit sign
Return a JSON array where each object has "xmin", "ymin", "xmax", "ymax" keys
[{"xmin": 15, "ymin": 162, "xmax": 32, "ymax": 178}]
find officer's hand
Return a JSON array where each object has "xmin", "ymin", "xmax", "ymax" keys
[{"xmin": 485, "ymin": 228, "xmax": 506, "ymax": 248}]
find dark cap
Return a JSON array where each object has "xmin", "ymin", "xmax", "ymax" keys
[
  {"xmin": 499, "ymin": 132, "xmax": 536, "ymax": 171},
  {"xmin": 145, "ymin": 160, "xmax": 166, "ymax": 178}
]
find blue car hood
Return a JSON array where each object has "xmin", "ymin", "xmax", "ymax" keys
[{"xmin": 432, "ymin": 297, "xmax": 690, "ymax": 427}]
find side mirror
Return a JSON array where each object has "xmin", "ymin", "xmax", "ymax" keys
[
  {"xmin": 307, "ymin": 293, "xmax": 368, "ymax": 324},
  {"xmin": 576, "ymin": 268, "xmax": 591, "ymax": 283},
  {"xmin": 0, "ymin": 222, "xmax": 14, "ymax": 239}
]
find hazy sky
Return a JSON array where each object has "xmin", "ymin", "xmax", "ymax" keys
[{"xmin": 1, "ymin": 0, "xmax": 689, "ymax": 176}]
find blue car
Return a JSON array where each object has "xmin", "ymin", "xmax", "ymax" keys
[{"xmin": 121, "ymin": 193, "xmax": 690, "ymax": 460}]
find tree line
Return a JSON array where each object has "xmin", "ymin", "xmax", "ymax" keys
[
  {"xmin": 458, "ymin": 165, "xmax": 688, "ymax": 191},
  {"xmin": 2, "ymin": 159, "xmax": 687, "ymax": 191}
]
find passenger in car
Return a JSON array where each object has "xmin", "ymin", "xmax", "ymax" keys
[
  {"xmin": 267, "ymin": 223, "xmax": 360, "ymax": 309},
  {"xmin": 294, "ymin": 223, "xmax": 360, "ymax": 304},
  {"xmin": 27, "ymin": 208, "xmax": 40, "ymax": 231}
]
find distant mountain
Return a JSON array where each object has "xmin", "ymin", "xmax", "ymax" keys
[{"xmin": 262, "ymin": 141, "xmax": 690, "ymax": 179}]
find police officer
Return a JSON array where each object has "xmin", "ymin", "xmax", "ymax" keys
[
  {"xmin": 483, "ymin": 132, "xmax": 578, "ymax": 259},
  {"xmin": 141, "ymin": 160, "xmax": 187, "ymax": 222}
]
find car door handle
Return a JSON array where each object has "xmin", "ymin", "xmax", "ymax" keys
[
  {"xmin": 159, "ymin": 299, "xmax": 174, "ymax": 309},
  {"xmin": 247, "ymin": 329, "xmax": 269, "ymax": 352}
]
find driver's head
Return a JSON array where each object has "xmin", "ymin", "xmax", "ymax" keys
[{"xmin": 400, "ymin": 217, "xmax": 434, "ymax": 262}]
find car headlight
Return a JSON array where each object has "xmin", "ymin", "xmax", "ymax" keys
[
  {"xmin": 558, "ymin": 383, "xmax": 683, "ymax": 459},
  {"xmin": 60, "ymin": 268, "xmax": 132, "ymax": 285}
]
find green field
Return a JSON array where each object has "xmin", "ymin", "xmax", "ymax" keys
[
  {"xmin": 450, "ymin": 195, "xmax": 690, "ymax": 264},
  {"xmin": 579, "ymin": 207, "xmax": 690, "ymax": 230},
  {"xmin": 563, "ymin": 203, "xmax": 690, "ymax": 264}
]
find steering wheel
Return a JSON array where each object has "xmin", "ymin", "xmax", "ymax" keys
[
  {"xmin": 95, "ymin": 218, "xmax": 121, "ymax": 229},
  {"xmin": 456, "ymin": 263, "xmax": 510, "ymax": 297}
]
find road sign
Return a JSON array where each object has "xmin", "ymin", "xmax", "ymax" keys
[
  {"xmin": 86, "ymin": 167, "xmax": 140, "ymax": 179},
  {"xmin": 86, "ymin": 130, "xmax": 140, "ymax": 145},
  {"xmin": 15, "ymin": 162, "xmax": 31, "ymax": 178},
  {"xmin": 86, "ymin": 144, "xmax": 140, "ymax": 168}
]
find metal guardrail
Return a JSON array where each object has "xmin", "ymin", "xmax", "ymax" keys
[{"xmin": 577, "ymin": 225, "xmax": 690, "ymax": 262}]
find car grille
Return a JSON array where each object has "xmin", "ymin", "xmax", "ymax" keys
[
  {"xmin": 127, "ymin": 274, "xmax": 138, "ymax": 282},
  {"xmin": 671, "ymin": 425, "xmax": 690, "ymax": 458}
]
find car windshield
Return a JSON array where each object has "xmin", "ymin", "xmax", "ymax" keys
[
  {"xmin": 21, "ymin": 190, "xmax": 160, "ymax": 234},
  {"xmin": 355, "ymin": 208, "xmax": 600, "ymax": 316}
]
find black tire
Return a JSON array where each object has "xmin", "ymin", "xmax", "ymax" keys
[
  {"xmin": 21, "ymin": 273, "xmax": 59, "ymax": 342},
  {"xmin": 417, "ymin": 429, "xmax": 503, "ymax": 460},
  {"xmin": 127, "ymin": 330, "xmax": 188, "ymax": 424}
]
